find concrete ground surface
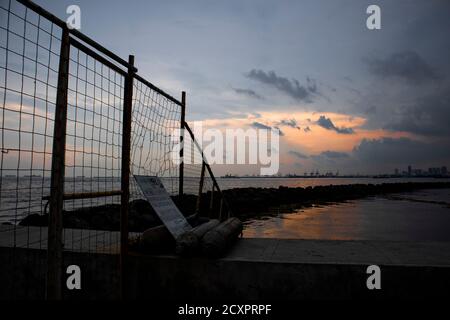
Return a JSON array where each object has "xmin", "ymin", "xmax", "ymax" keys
[{"xmin": 1, "ymin": 227, "xmax": 449, "ymax": 299}]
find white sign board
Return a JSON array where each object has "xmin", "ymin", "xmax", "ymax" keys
[{"xmin": 134, "ymin": 175, "xmax": 192, "ymax": 239}]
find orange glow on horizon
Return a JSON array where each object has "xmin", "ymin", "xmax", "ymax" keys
[{"xmin": 196, "ymin": 111, "xmax": 416, "ymax": 158}]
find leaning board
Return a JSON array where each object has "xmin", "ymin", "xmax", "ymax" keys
[{"xmin": 134, "ymin": 175, "xmax": 192, "ymax": 238}]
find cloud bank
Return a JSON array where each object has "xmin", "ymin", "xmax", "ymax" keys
[
  {"xmin": 316, "ymin": 116, "xmax": 354, "ymax": 134},
  {"xmin": 245, "ymin": 69, "xmax": 319, "ymax": 103},
  {"xmin": 367, "ymin": 51, "xmax": 441, "ymax": 85}
]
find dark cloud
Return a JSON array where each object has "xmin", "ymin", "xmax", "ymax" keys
[
  {"xmin": 366, "ymin": 51, "xmax": 441, "ymax": 85},
  {"xmin": 273, "ymin": 126, "xmax": 285, "ymax": 136},
  {"xmin": 290, "ymin": 149, "xmax": 350, "ymax": 168},
  {"xmin": 245, "ymin": 69, "xmax": 318, "ymax": 103},
  {"xmin": 288, "ymin": 150, "xmax": 309, "ymax": 159},
  {"xmin": 352, "ymin": 137, "xmax": 450, "ymax": 165},
  {"xmin": 363, "ymin": 105, "xmax": 377, "ymax": 115},
  {"xmin": 251, "ymin": 122, "xmax": 284, "ymax": 136},
  {"xmin": 251, "ymin": 121, "xmax": 271, "ymax": 130},
  {"xmin": 276, "ymin": 118, "xmax": 301, "ymax": 130},
  {"xmin": 383, "ymin": 89, "xmax": 450, "ymax": 136},
  {"xmin": 310, "ymin": 150, "xmax": 349, "ymax": 164},
  {"xmin": 319, "ymin": 151, "xmax": 349, "ymax": 159},
  {"xmin": 316, "ymin": 115, "xmax": 354, "ymax": 134},
  {"xmin": 232, "ymin": 87, "xmax": 263, "ymax": 100}
]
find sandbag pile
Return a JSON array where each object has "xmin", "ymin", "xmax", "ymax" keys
[
  {"xmin": 176, "ymin": 217, "xmax": 243, "ymax": 257},
  {"xmin": 136, "ymin": 217, "xmax": 243, "ymax": 258}
]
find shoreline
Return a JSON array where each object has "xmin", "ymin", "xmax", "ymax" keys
[
  {"xmin": 219, "ymin": 175, "xmax": 450, "ymax": 179},
  {"xmin": 222, "ymin": 181, "xmax": 450, "ymax": 220},
  {"xmin": 12, "ymin": 181, "xmax": 450, "ymax": 231}
]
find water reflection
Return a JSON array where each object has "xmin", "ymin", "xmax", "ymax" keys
[{"xmin": 243, "ymin": 189, "xmax": 450, "ymax": 241}]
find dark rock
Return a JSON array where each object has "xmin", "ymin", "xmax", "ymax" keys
[
  {"xmin": 19, "ymin": 213, "xmax": 48, "ymax": 226},
  {"xmin": 130, "ymin": 199, "xmax": 154, "ymax": 216},
  {"xmin": 17, "ymin": 181, "xmax": 450, "ymax": 231}
]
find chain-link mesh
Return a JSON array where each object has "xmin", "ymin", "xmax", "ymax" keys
[
  {"xmin": 0, "ymin": 0, "xmax": 60, "ymax": 299},
  {"xmin": 0, "ymin": 0, "xmax": 229, "ymax": 300},
  {"xmin": 183, "ymin": 124, "xmax": 231, "ymax": 219},
  {"xmin": 130, "ymin": 78, "xmax": 181, "ymax": 199},
  {"xmin": 0, "ymin": 0, "xmax": 59, "ymax": 225}
]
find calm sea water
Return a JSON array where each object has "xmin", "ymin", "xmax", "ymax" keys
[
  {"xmin": 215, "ymin": 176, "xmax": 450, "ymax": 189},
  {"xmin": 1, "ymin": 176, "xmax": 449, "ymax": 241},
  {"xmin": 243, "ymin": 188, "xmax": 450, "ymax": 241}
]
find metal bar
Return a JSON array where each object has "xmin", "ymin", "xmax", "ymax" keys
[
  {"xmin": 219, "ymin": 197, "xmax": 224, "ymax": 221},
  {"xmin": 69, "ymin": 37, "xmax": 127, "ymax": 77},
  {"xmin": 17, "ymin": 0, "xmax": 137, "ymax": 72},
  {"xmin": 46, "ymin": 27, "xmax": 70, "ymax": 300},
  {"xmin": 134, "ymin": 74, "xmax": 183, "ymax": 107},
  {"xmin": 209, "ymin": 185, "xmax": 215, "ymax": 216},
  {"xmin": 42, "ymin": 190, "xmax": 122, "ymax": 201},
  {"xmin": 120, "ymin": 55, "xmax": 135, "ymax": 300},
  {"xmin": 195, "ymin": 161, "xmax": 206, "ymax": 215},
  {"xmin": 179, "ymin": 91, "xmax": 186, "ymax": 200},
  {"xmin": 184, "ymin": 122, "xmax": 233, "ymax": 217},
  {"xmin": 184, "ymin": 122, "xmax": 220, "ymax": 191}
]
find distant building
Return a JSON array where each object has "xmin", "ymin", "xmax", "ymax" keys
[
  {"xmin": 408, "ymin": 165, "xmax": 412, "ymax": 176},
  {"xmin": 428, "ymin": 167, "xmax": 441, "ymax": 175},
  {"xmin": 442, "ymin": 166, "xmax": 448, "ymax": 175},
  {"xmin": 395, "ymin": 168, "xmax": 399, "ymax": 175}
]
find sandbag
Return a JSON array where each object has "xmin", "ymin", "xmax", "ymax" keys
[
  {"xmin": 139, "ymin": 214, "xmax": 201, "ymax": 251},
  {"xmin": 141, "ymin": 224, "xmax": 174, "ymax": 249},
  {"xmin": 201, "ymin": 217, "xmax": 242, "ymax": 257},
  {"xmin": 176, "ymin": 219, "xmax": 220, "ymax": 256}
]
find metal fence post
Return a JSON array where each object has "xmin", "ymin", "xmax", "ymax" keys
[
  {"xmin": 195, "ymin": 161, "xmax": 206, "ymax": 215},
  {"xmin": 219, "ymin": 197, "xmax": 224, "ymax": 221},
  {"xmin": 47, "ymin": 28, "xmax": 70, "ymax": 300},
  {"xmin": 179, "ymin": 91, "xmax": 186, "ymax": 200},
  {"xmin": 209, "ymin": 185, "xmax": 215, "ymax": 216},
  {"xmin": 120, "ymin": 55, "xmax": 135, "ymax": 299}
]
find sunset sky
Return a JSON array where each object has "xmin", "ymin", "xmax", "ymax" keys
[{"xmin": 25, "ymin": 0, "xmax": 450, "ymax": 174}]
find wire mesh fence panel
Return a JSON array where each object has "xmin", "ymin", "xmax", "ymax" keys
[
  {"xmin": 0, "ymin": 0, "xmax": 60, "ymax": 226},
  {"xmin": 183, "ymin": 124, "xmax": 231, "ymax": 220},
  {"xmin": 0, "ymin": 0, "xmax": 61, "ymax": 299},
  {"xmin": 0, "ymin": 0, "xmax": 231, "ymax": 300},
  {"xmin": 65, "ymin": 45, "xmax": 124, "ymax": 209},
  {"xmin": 60, "ymin": 40, "xmax": 126, "ymax": 255},
  {"xmin": 183, "ymin": 129, "xmax": 205, "ymax": 195},
  {"xmin": 130, "ymin": 78, "xmax": 181, "ymax": 199},
  {"xmin": 0, "ymin": 0, "xmax": 128, "ymax": 298}
]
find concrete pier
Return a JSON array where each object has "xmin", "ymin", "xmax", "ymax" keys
[
  {"xmin": 126, "ymin": 238, "xmax": 450, "ymax": 299},
  {"xmin": 1, "ymin": 226, "xmax": 449, "ymax": 299}
]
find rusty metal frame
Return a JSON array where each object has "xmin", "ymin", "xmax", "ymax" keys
[
  {"xmin": 42, "ymin": 190, "xmax": 122, "ymax": 201},
  {"xmin": 17, "ymin": 0, "xmax": 137, "ymax": 73},
  {"xmin": 46, "ymin": 27, "xmax": 70, "ymax": 300},
  {"xmin": 120, "ymin": 55, "xmax": 135, "ymax": 299},
  {"xmin": 184, "ymin": 122, "xmax": 232, "ymax": 219},
  {"xmin": 195, "ymin": 161, "xmax": 206, "ymax": 215},
  {"xmin": 14, "ymin": 0, "xmax": 230, "ymax": 300},
  {"xmin": 179, "ymin": 91, "xmax": 186, "ymax": 200}
]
